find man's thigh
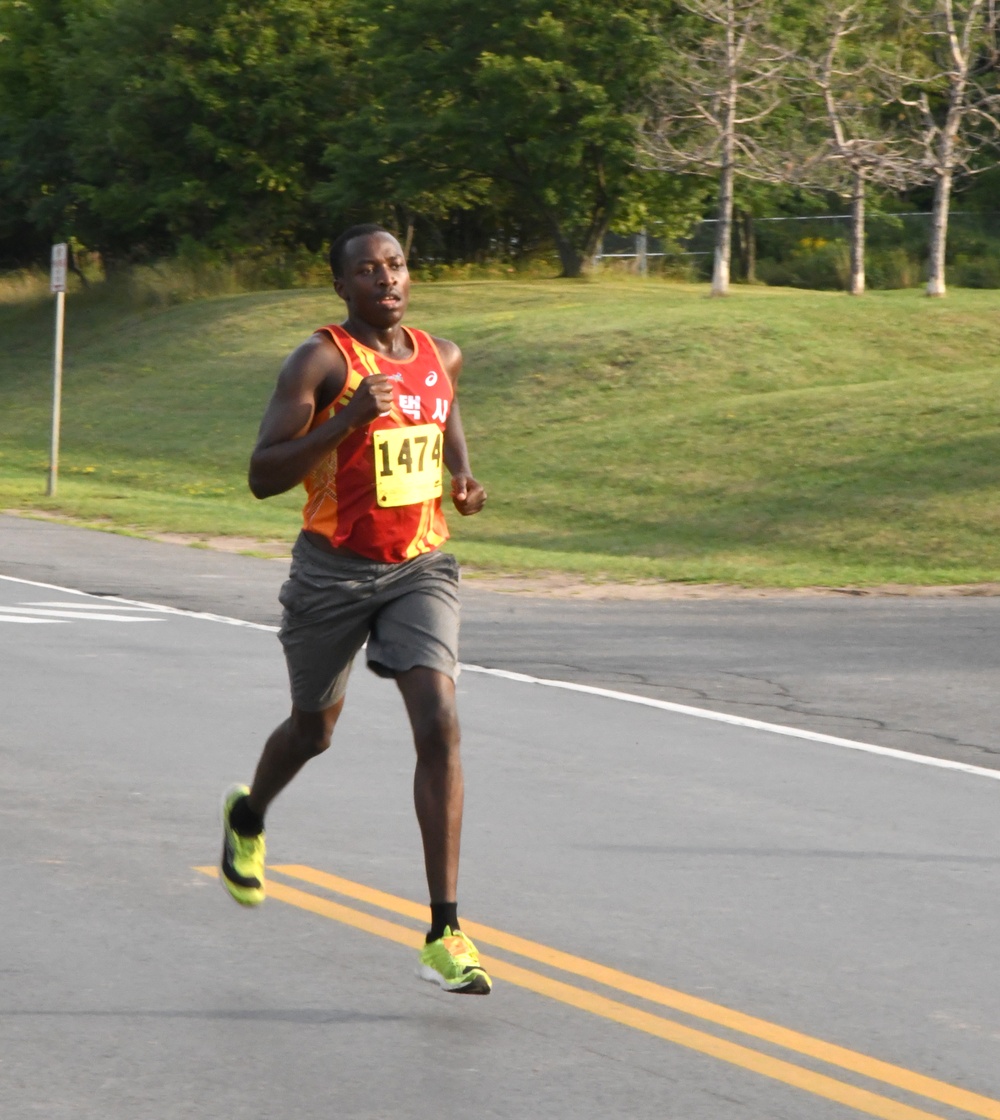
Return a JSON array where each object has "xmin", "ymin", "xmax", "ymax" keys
[
  {"xmin": 366, "ymin": 550, "xmax": 461, "ymax": 681},
  {"xmin": 277, "ymin": 536, "xmax": 382, "ymax": 711}
]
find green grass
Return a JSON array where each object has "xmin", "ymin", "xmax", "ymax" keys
[{"xmin": 1, "ymin": 277, "xmax": 998, "ymax": 586}]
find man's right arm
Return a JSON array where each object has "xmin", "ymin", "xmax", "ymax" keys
[{"xmin": 248, "ymin": 335, "xmax": 394, "ymax": 499}]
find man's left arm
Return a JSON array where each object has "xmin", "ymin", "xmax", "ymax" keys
[{"xmin": 436, "ymin": 337, "xmax": 487, "ymax": 517}]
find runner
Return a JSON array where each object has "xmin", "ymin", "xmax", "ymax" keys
[{"xmin": 219, "ymin": 224, "xmax": 491, "ymax": 995}]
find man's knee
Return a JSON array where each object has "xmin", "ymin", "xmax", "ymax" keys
[
  {"xmin": 415, "ymin": 705, "xmax": 461, "ymax": 758},
  {"xmin": 397, "ymin": 669, "xmax": 460, "ymax": 757},
  {"xmin": 288, "ymin": 702, "xmax": 342, "ymax": 758}
]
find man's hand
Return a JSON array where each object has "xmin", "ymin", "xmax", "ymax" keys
[
  {"xmin": 451, "ymin": 473, "xmax": 487, "ymax": 516},
  {"xmin": 341, "ymin": 373, "xmax": 395, "ymax": 428}
]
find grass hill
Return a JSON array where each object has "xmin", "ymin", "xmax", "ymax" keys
[{"xmin": 1, "ymin": 278, "xmax": 998, "ymax": 587}]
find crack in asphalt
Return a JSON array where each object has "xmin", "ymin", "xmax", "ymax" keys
[{"xmin": 476, "ymin": 661, "xmax": 998, "ymax": 760}]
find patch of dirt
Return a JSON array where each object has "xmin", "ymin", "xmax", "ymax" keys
[
  {"xmin": 4, "ymin": 510, "xmax": 293, "ymax": 560},
  {"xmin": 6, "ymin": 509, "xmax": 999, "ymax": 599},
  {"xmin": 149, "ymin": 532, "xmax": 292, "ymax": 559},
  {"xmin": 459, "ymin": 571, "xmax": 1000, "ymax": 600}
]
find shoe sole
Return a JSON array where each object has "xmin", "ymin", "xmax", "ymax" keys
[{"xmin": 418, "ymin": 963, "xmax": 492, "ymax": 995}]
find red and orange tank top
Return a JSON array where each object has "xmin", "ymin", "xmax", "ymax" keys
[{"xmin": 301, "ymin": 324, "xmax": 454, "ymax": 563}]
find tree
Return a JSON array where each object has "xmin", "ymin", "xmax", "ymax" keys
[
  {"xmin": 641, "ymin": 0, "xmax": 794, "ymax": 295},
  {"xmin": 803, "ymin": 3, "xmax": 925, "ymax": 294},
  {"xmin": 894, "ymin": 0, "xmax": 1000, "ymax": 296},
  {"xmin": 323, "ymin": 0, "xmax": 696, "ymax": 278},
  {"xmin": 59, "ymin": 0, "xmax": 354, "ymax": 263},
  {"xmin": 0, "ymin": 0, "xmax": 77, "ymax": 264}
]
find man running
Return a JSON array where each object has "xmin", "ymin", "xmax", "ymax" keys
[{"xmin": 219, "ymin": 223, "xmax": 491, "ymax": 995}]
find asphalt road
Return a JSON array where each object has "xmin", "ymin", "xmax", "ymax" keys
[
  {"xmin": 1, "ymin": 514, "xmax": 997, "ymax": 768},
  {"xmin": 2, "ymin": 565, "xmax": 1000, "ymax": 1120}
]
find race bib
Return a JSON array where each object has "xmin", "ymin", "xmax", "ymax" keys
[{"xmin": 373, "ymin": 423, "xmax": 444, "ymax": 508}]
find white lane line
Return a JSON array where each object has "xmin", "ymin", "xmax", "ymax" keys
[
  {"xmin": 460, "ymin": 665, "xmax": 1000, "ymax": 783},
  {"xmin": 0, "ymin": 615, "xmax": 67, "ymax": 624},
  {"xmin": 0, "ymin": 574, "xmax": 277, "ymax": 632},
  {"xmin": 2, "ymin": 571, "xmax": 997, "ymax": 784},
  {"xmin": 1, "ymin": 607, "xmax": 163, "ymax": 622},
  {"xmin": 24, "ymin": 601, "xmax": 168, "ymax": 613}
]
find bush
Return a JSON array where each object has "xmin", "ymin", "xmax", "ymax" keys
[
  {"xmin": 757, "ymin": 239, "xmax": 849, "ymax": 291},
  {"xmin": 57, "ymin": 242, "xmax": 333, "ymax": 309},
  {"xmin": 865, "ymin": 247, "xmax": 921, "ymax": 290},
  {"xmin": 951, "ymin": 253, "xmax": 1000, "ymax": 289},
  {"xmin": 0, "ymin": 267, "xmax": 50, "ymax": 305}
]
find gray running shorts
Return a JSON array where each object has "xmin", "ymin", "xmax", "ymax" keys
[{"xmin": 277, "ymin": 532, "xmax": 461, "ymax": 712}]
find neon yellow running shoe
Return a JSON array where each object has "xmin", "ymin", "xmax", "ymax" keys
[
  {"xmin": 418, "ymin": 927, "xmax": 492, "ymax": 995},
  {"xmin": 220, "ymin": 784, "xmax": 265, "ymax": 907}
]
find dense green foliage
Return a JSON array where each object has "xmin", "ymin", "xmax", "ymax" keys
[
  {"xmin": 1, "ymin": 0, "xmax": 704, "ymax": 274},
  {"xmin": 1, "ymin": 0, "xmax": 996, "ymax": 278},
  {"xmin": 63, "ymin": 0, "xmax": 353, "ymax": 259},
  {"xmin": 1, "ymin": 279, "xmax": 998, "ymax": 585},
  {"xmin": 320, "ymin": 1, "xmax": 703, "ymax": 276}
]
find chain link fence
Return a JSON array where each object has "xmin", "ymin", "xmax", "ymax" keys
[{"xmin": 597, "ymin": 212, "xmax": 1000, "ymax": 289}]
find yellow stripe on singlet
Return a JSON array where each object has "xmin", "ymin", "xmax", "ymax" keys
[
  {"xmin": 348, "ymin": 351, "xmax": 406, "ymax": 423},
  {"xmin": 402, "ymin": 501, "xmax": 433, "ymax": 559},
  {"xmin": 337, "ymin": 369, "xmax": 365, "ymax": 406},
  {"xmin": 357, "ymin": 350, "xmax": 381, "ymax": 377}
]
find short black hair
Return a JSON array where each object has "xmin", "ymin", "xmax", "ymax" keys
[{"xmin": 329, "ymin": 223, "xmax": 393, "ymax": 279}]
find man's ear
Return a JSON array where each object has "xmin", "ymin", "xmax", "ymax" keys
[{"xmin": 333, "ymin": 277, "xmax": 347, "ymax": 302}]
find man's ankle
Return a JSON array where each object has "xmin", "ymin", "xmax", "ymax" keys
[
  {"xmin": 229, "ymin": 795, "xmax": 264, "ymax": 837},
  {"xmin": 427, "ymin": 900, "xmax": 459, "ymax": 942}
]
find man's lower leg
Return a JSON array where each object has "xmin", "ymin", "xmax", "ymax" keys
[
  {"xmin": 246, "ymin": 702, "xmax": 343, "ymax": 822},
  {"xmin": 221, "ymin": 703, "xmax": 340, "ymax": 907}
]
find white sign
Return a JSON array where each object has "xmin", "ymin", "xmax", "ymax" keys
[{"xmin": 50, "ymin": 243, "xmax": 68, "ymax": 293}]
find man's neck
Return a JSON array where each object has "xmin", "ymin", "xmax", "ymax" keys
[{"xmin": 342, "ymin": 317, "xmax": 412, "ymax": 359}]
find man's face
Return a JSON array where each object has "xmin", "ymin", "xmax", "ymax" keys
[{"xmin": 335, "ymin": 232, "xmax": 410, "ymax": 328}]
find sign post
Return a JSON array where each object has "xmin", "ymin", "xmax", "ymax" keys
[{"xmin": 47, "ymin": 243, "xmax": 68, "ymax": 497}]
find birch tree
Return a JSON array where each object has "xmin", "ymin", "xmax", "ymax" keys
[
  {"xmin": 896, "ymin": 0, "xmax": 1000, "ymax": 296},
  {"xmin": 805, "ymin": 4, "xmax": 923, "ymax": 294},
  {"xmin": 641, "ymin": 0, "xmax": 792, "ymax": 295}
]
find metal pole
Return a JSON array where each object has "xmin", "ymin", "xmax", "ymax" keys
[
  {"xmin": 636, "ymin": 229, "xmax": 648, "ymax": 277},
  {"xmin": 46, "ymin": 289, "xmax": 65, "ymax": 497}
]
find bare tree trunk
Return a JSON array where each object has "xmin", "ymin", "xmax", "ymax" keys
[
  {"xmin": 68, "ymin": 247, "xmax": 90, "ymax": 290},
  {"xmin": 712, "ymin": 130, "xmax": 735, "ymax": 295},
  {"xmin": 402, "ymin": 221, "xmax": 415, "ymax": 262},
  {"xmin": 926, "ymin": 168, "xmax": 952, "ymax": 297},
  {"xmin": 924, "ymin": 0, "xmax": 985, "ymax": 297},
  {"xmin": 580, "ymin": 215, "xmax": 613, "ymax": 275},
  {"xmin": 849, "ymin": 169, "xmax": 866, "ymax": 296},
  {"xmin": 712, "ymin": 7, "xmax": 738, "ymax": 297},
  {"xmin": 552, "ymin": 224, "xmax": 584, "ymax": 278}
]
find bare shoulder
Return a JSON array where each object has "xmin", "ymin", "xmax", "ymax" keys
[
  {"xmin": 281, "ymin": 331, "xmax": 346, "ymax": 384},
  {"xmin": 429, "ymin": 334, "xmax": 463, "ymax": 384},
  {"xmin": 275, "ymin": 330, "xmax": 348, "ymax": 408}
]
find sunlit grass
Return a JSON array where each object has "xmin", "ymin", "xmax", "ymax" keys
[{"xmin": 1, "ymin": 277, "xmax": 998, "ymax": 586}]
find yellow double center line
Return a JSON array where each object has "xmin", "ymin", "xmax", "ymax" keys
[{"xmin": 196, "ymin": 864, "xmax": 1000, "ymax": 1120}]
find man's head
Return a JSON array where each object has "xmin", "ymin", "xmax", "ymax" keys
[
  {"xmin": 329, "ymin": 223, "xmax": 392, "ymax": 281},
  {"xmin": 329, "ymin": 225, "xmax": 410, "ymax": 330}
]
